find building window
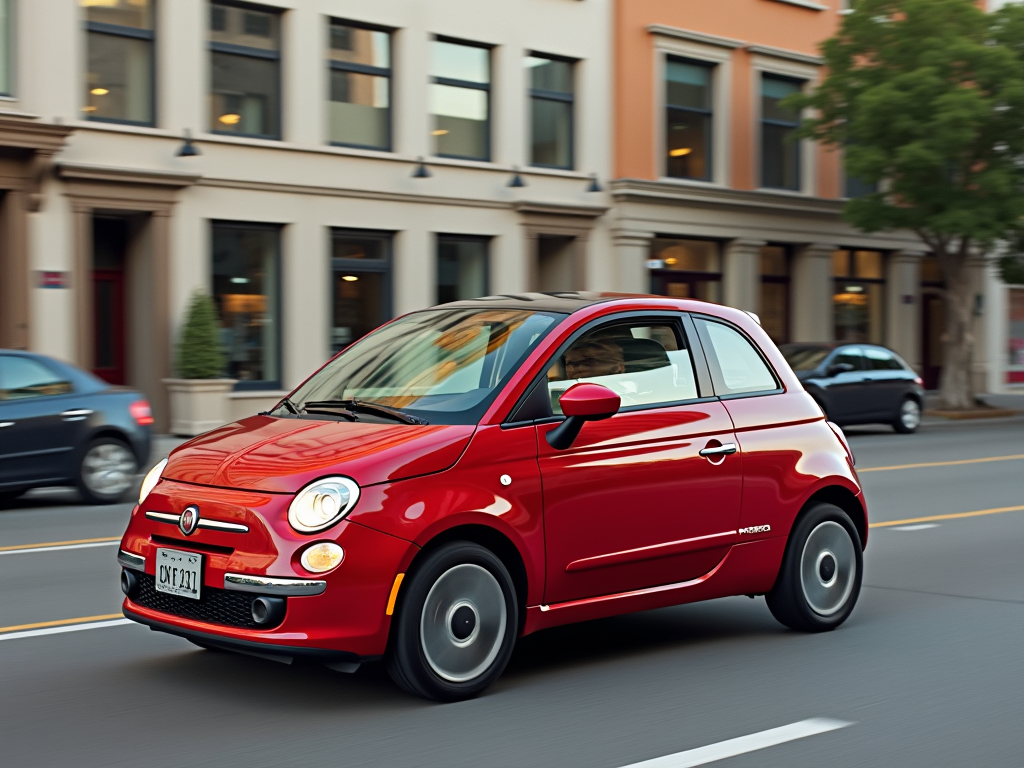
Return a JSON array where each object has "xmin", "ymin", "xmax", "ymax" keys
[
  {"xmin": 82, "ymin": 0, "xmax": 155, "ymax": 125},
  {"xmin": 761, "ymin": 74, "xmax": 803, "ymax": 190},
  {"xmin": 328, "ymin": 21, "xmax": 390, "ymax": 150},
  {"xmin": 833, "ymin": 249, "xmax": 885, "ymax": 344},
  {"xmin": 431, "ymin": 39, "xmax": 490, "ymax": 161},
  {"xmin": 527, "ymin": 54, "xmax": 573, "ymax": 169},
  {"xmin": 210, "ymin": 2, "xmax": 280, "ymax": 139},
  {"xmin": 1009, "ymin": 288, "xmax": 1024, "ymax": 385},
  {"xmin": 437, "ymin": 235, "xmax": 489, "ymax": 304},
  {"xmin": 665, "ymin": 58, "xmax": 713, "ymax": 181},
  {"xmin": 211, "ymin": 222, "xmax": 281, "ymax": 388},
  {"xmin": 331, "ymin": 229, "xmax": 392, "ymax": 353},
  {"xmin": 650, "ymin": 238, "xmax": 721, "ymax": 303},
  {"xmin": 0, "ymin": 0, "xmax": 12, "ymax": 97},
  {"xmin": 760, "ymin": 245, "xmax": 790, "ymax": 344}
]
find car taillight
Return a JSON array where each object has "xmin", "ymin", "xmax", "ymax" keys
[
  {"xmin": 130, "ymin": 400, "xmax": 154, "ymax": 426},
  {"xmin": 827, "ymin": 421, "xmax": 855, "ymax": 466}
]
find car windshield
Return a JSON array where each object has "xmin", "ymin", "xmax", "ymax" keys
[
  {"xmin": 283, "ymin": 309, "xmax": 562, "ymax": 425},
  {"xmin": 780, "ymin": 345, "xmax": 833, "ymax": 371}
]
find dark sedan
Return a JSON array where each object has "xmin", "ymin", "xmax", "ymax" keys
[
  {"xmin": 0, "ymin": 350, "xmax": 152, "ymax": 505},
  {"xmin": 780, "ymin": 343, "xmax": 925, "ymax": 433}
]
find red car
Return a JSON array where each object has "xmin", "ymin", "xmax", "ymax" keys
[{"xmin": 119, "ymin": 293, "xmax": 865, "ymax": 701}]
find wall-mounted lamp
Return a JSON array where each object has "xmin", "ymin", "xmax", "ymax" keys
[
  {"xmin": 411, "ymin": 157, "xmax": 432, "ymax": 178},
  {"xmin": 586, "ymin": 174, "xmax": 603, "ymax": 193},
  {"xmin": 176, "ymin": 129, "xmax": 200, "ymax": 157},
  {"xmin": 507, "ymin": 167, "xmax": 526, "ymax": 188}
]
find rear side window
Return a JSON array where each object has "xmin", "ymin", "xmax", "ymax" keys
[
  {"xmin": 695, "ymin": 318, "xmax": 779, "ymax": 396},
  {"xmin": 832, "ymin": 347, "xmax": 864, "ymax": 371},
  {"xmin": 0, "ymin": 357, "xmax": 73, "ymax": 400},
  {"xmin": 546, "ymin": 320, "xmax": 699, "ymax": 413},
  {"xmin": 864, "ymin": 347, "xmax": 903, "ymax": 371}
]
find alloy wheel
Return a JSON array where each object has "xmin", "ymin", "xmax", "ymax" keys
[
  {"xmin": 900, "ymin": 399, "xmax": 922, "ymax": 431},
  {"xmin": 799, "ymin": 521, "xmax": 857, "ymax": 617},
  {"xmin": 82, "ymin": 443, "xmax": 136, "ymax": 497}
]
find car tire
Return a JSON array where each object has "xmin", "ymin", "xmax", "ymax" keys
[
  {"xmin": 0, "ymin": 490, "xmax": 26, "ymax": 508},
  {"xmin": 76, "ymin": 437, "xmax": 138, "ymax": 505},
  {"xmin": 386, "ymin": 541, "xmax": 518, "ymax": 702},
  {"xmin": 892, "ymin": 397, "xmax": 922, "ymax": 434},
  {"xmin": 766, "ymin": 503, "xmax": 863, "ymax": 633}
]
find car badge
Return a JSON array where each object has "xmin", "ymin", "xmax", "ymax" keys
[{"xmin": 179, "ymin": 505, "xmax": 200, "ymax": 536}]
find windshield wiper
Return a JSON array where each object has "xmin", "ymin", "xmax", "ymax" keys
[{"xmin": 302, "ymin": 399, "xmax": 428, "ymax": 425}]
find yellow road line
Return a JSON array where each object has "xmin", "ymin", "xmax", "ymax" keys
[
  {"xmin": 0, "ymin": 613, "xmax": 123, "ymax": 635},
  {"xmin": 859, "ymin": 454, "xmax": 1024, "ymax": 473},
  {"xmin": 0, "ymin": 536, "xmax": 120, "ymax": 553},
  {"xmin": 870, "ymin": 505, "xmax": 1024, "ymax": 529}
]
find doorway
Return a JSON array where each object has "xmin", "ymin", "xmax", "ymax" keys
[
  {"xmin": 92, "ymin": 216, "xmax": 130, "ymax": 385},
  {"xmin": 921, "ymin": 291, "xmax": 944, "ymax": 390},
  {"xmin": 536, "ymin": 235, "xmax": 576, "ymax": 292}
]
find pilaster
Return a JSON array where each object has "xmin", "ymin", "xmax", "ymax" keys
[
  {"xmin": 723, "ymin": 239, "xmax": 765, "ymax": 313},
  {"xmin": 791, "ymin": 243, "xmax": 836, "ymax": 342}
]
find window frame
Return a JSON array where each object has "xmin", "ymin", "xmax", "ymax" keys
[
  {"xmin": 83, "ymin": 1, "xmax": 157, "ymax": 127},
  {"xmin": 209, "ymin": 0, "xmax": 282, "ymax": 141},
  {"xmin": 210, "ymin": 220, "xmax": 284, "ymax": 391},
  {"xmin": 759, "ymin": 72, "xmax": 804, "ymax": 192},
  {"xmin": 431, "ymin": 36, "xmax": 493, "ymax": 162},
  {"xmin": 527, "ymin": 51, "xmax": 575, "ymax": 170},
  {"xmin": 436, "ymin": 233, "xmax": 491, "ymax": 305},
  {"xmin": 664, "ymin": 55, "xmax": 715, "ymax": 182},
  {"xmin": 327, "ymin": 18, "xmax": 393, "ymax": 151},
  {"xmin": 329, "ymin": 227, "xmax": 394, "ymax": 355},
  {"xmin": 692, "ymin": 314, "xmax": 784, "ymax": 400}
]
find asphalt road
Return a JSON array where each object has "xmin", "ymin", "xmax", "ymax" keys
[{"xmin": 1, "ymin": 415, "xmax": 1023, "ymax": 767}]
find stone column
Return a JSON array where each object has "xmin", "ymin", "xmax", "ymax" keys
[
  {"xmin": 613, "ymin": 230, "xmax": 654, "ymax": 294},
  {"xmin": 72, "ymin": 203, "xmax": 93, "ymax": 370},
  {"xmin": 723, "ymin": 239, "xmax": 765, "ymax": 313},
  {"xmin": 885, "ymin": 250, "xmax": 925, "ymax": 371},
  {"xmin": 150, "ymin": 210, "xmax": 172, "ymax": 434},
  {"xmin": 1, "ymin": 190, "xmax": 30, "ymax": 350},
  {"xmin": 791, "ymin": 243, "xmax": 836, "ymax": 342}
]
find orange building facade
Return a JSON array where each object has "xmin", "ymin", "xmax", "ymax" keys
[{"xmin": 609, "ymin": 0, "xmax": 967, "ymax": 383}]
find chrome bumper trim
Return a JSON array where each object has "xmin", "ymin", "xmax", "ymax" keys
[
  {"xmin": 118, "ymin": 550, "xmax": 146, "ymax": 571},
  {"xmin": 224, "ymin": 573, "xmax": 326, "ymax": 596},
  {"xmin": 145, "ymin": 510, "xmax": 249, "ymax": 533}
]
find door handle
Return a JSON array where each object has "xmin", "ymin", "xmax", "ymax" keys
[
  {"xmin": 61, "ymin": 409, "xmax": 94, "ymax": 422},
  {"xmin": 0, "ymin": 422, "xmax": 13, "ymax": 428},
  {"xmin": 699, "ymin": 442, "xmax": 737, "ymax": 458}
]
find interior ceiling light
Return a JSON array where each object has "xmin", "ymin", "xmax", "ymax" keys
[
  {"xmin": 219, "ymin": 114, "xmax": 241, "ymax": 125},
  {"xmin": 81, "ymin": 106, "xmax": 97, "ymax": 112},
  {"xmin": 431, "ymin": 129, "xmax": 449, "ymax": 136},
  {"xmin": 90, "ymin": 88, "xmax": 109, "ymax": 96},
  {"xmin": 846, "ymin": 285, "xmax": 864, "ymax": 292},
  {"xmin": 342, "ymin": 275, "xmax": 359, "ymax": 282},
  {"xmin": 669, "ymin": 148, "xmax": 693, "ymax": 157}
]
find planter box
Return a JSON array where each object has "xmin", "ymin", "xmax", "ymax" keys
[{"xmin": 163, "ymin": 378, "xmax": 238, "ymax": 437}]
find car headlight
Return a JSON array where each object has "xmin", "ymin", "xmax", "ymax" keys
[
  {"xmin": 288, "ymin": 476, "xmax": 360, "ymax": 534},
  {"xmin": 139, "ymin": 458, "xmax": 167, "ymax": 506}
]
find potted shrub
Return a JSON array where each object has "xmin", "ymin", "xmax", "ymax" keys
[{"xmin": 163, "ymin": 290, "xmax": 236, "ymax": 436}]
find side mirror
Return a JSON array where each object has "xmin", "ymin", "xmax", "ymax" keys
[
  {"xmin": 546, "ymin": 383, "xmax": 620, "ymax": 450},
  {"xmin": 827, "ymin": 362, "xmax": 855, "ymax": 377}
]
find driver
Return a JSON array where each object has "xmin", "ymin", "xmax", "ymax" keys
[{"xmin": 564, "ymin": 337, "xmax": 625, "ymax": 380}]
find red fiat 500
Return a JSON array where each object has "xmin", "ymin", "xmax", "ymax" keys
[{"xmin": 119, "ymin": 293, "xmax": 866, "ymax": 701}]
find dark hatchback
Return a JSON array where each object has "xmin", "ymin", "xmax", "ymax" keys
[
  {"xmin": 779, "ymin": 343, "xmax": 925, "ymax": 433},
  {"xmin": 0, "ymin": 350, "xmax": 152, "ymax": 505}
]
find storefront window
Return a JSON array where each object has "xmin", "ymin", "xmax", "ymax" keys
[
  {"xmin": 211, "ymin": 223, "xmax": 280, "ymax": 387},
  {"xmin": 650, "ymin": 238, "xmax": 721, "ymax": 303},
  {"xmin": 833, "ymin": 249, "xmax": 885, "ymax": 344},
  {"xmin": 437, "ymin": 235, "xmax": 489, "ymax": 304},
  {"xmin": 1009, "ymin": 288, "xmax": 1024, "ymax": 385},
  {"xmin": 82, "ymin": 0, "xmax": 154, "ymax": 125},
  {"xmin": 331, "ymin": 230, "xmax": 392, "ymax": 353},
  {"xmin": 760, "ymin": 245, "xmax": 789, "ymax": 343}
]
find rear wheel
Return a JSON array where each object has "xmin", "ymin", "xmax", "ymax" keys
[
  {"xmin": 892, "ymin": 397, "xmax": 921, "ymax": 434},
  {"xmin": 766, "ymin": 503, "xmax": 862, "ymax": 632},
  {"xmin": 386, "ymin": 541, "xmax": 518, "ymax": 702},
  {"xmin": 0, "ymin": 490, "xmax": 25, "ymax": 508},
  {"xmin": 77, "ymin": 438, "xmax": 137, "ymax": 505}
]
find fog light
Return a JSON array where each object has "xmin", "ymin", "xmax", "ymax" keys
[{"xmin": 300, "ymin": 542, "xmax": 344, "ymax": 573}]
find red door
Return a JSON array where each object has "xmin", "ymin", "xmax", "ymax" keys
[
  {"xmin": 538, "ymin": 401, "xmax": 742, "ymax": 605},
  {"xmin": 93, "ymin": 268, "xmax": 125, "ymax": 385}
]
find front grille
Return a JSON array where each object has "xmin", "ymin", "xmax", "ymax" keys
[{"xmin": 132, "ymin": 572, "xmax": 284, "ymax": 630}]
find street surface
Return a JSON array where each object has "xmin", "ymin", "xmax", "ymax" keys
[{"xmin": 1, "ymin": 416, "xmax": 1023, "ymax": 767}]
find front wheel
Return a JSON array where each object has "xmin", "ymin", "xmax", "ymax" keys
[
  {"xmin": 766, "ymin": 503, "xmax": 863, "ymax": 632},
  {"xmin": 386, "ymin": 542, "xmax": 518, "ymax": 702},
  {"xmin": 77, "ymin": 438, "xmax": 138, "ymax": 505},
  {"xmin": 892, "ymin": 397, "xmax": 921, "ymax": 434}
]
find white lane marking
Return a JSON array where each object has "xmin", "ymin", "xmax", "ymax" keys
[
  {"xmin": 892, "ymin": 524, "xmax": 940, "ymax": 531},
  {"xmin": 0, "ymin": 619, "xmax": 132, "ymax": 642},
  {"xmin": 0, "ymin": 541, "xmax": 120, "ymax": 556},
  {"xmin": 620, "ymin": 718, "xmax": 852, "ymax": 767}
]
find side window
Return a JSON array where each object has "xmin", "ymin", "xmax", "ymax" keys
[
  {"xmin": 832, "ymin": 347, "xmax": 865, "ymax": 371},
  {"xmin": 864, "ymin": 347, "xmax": 902, "ymax": 371},
  {"xmin": 696, "ymin": 318, "xmax": 778, "ymax": 396},
  {"xmin": 547, "ymin": 321, "xmax": 699, "ymax": 414},
  {"xmin": 0, "ymin": 357, "xmax": 73, "ymax": 400}
]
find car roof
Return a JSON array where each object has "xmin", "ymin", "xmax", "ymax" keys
[{"xmin": 436, "ymin": 292, "xmax": 652, "ymax": 314}]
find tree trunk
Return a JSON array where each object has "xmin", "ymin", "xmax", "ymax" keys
[{"xmin": 937, "ymin": 249, "xmax": 978, "ymax": 410}]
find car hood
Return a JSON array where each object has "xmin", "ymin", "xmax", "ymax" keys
[{"xmin": 162, "ymin": 415, "xmax": 476, "ymax": 493}]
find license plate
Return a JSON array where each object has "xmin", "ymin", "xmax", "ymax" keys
[{"xmin": 155, "ymin": 548, "xmax": 202, "ymax": 600}]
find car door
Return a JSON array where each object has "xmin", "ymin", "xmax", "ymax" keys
[
  {"xmin": 861, "ymin": 346, "xmax": 910, "ymax": 419},
  {"xmin": 0, "ymin": 355, "xmax": 85, "ymax": 488},
  {"xmin": 819, "ymin": 346, "xmax": 868, "ymax": 423},
  {"xmin": 536, "ymin": 314, "xmax": 743, "ymax": 605}
]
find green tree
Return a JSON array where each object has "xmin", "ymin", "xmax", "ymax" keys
[
  {"xmin": 175, "ymin": 290, "xmax": 226, "ymax": 379},
  {"xmin": 790, "ymin": 0, "xmax": 1024, "ymax": 408}
]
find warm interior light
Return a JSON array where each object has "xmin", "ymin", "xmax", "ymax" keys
[
  {"xmin": 669, "ymin": 148, "xmax": 693, "ymax": 157},
  {"xmin": 342, "ymin": 275, "xmax": 359, "ymax": 282},
  {"xmin": 90, "ymin": 88, "xmax": 109, "ymax": 96},
  {"xmin": 431, "ymin": 129, "xmax": 449, "ymax": 136},
  {"xmin": 845, "ymin": 285, "xmax": 864, "ymax": 293},
  {"xmin": 82, "ymin": 106, "xmax": 98, "ymax": 112},
  {"xmin": 219, "ymin": 114, "xmax": 241, "ymax": 125},
  {"xmin": 664, "ymin": 257, "xmax": 678, "ymax": 266}
]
